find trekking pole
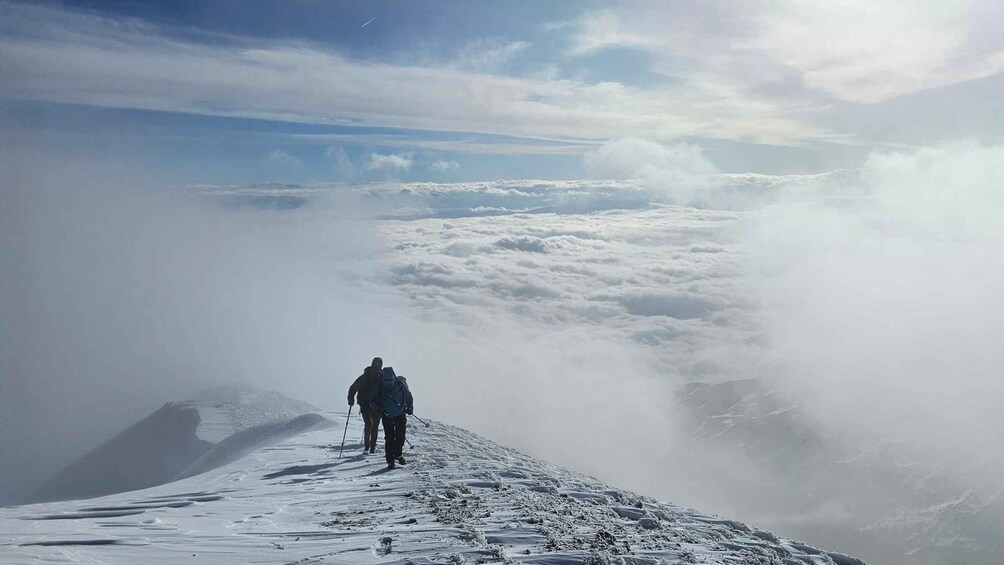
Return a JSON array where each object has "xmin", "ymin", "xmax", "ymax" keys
[
  {"xmin": 338, "ymin": 406, "xmax": 353, "ymax": 459},
  {"xmin": 410, "ymin": 413, "xmax": 430, "ymax": 427}
]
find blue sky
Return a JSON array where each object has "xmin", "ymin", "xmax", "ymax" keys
[{"xmin": 3, "ymin": 0, "xmax": 1002, "ymax": 184}]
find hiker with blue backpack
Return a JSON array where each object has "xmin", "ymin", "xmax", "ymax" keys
[{"xmin": 369, "ymin": 366, "xmax": 413, "ymax": 470}]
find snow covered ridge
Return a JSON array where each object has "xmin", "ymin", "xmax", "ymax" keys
[
  {"xmin": 0, "ymin": 413, "xmax": 865, "ymax": 564},
  {"xmin": 26, "ymin": 386, "xmax": 318, "ymax": 504}
]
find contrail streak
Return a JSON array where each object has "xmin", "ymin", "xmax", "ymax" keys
[{"xmin": 361, "ymin": 17, "xmax": 376, "ymax": 28}]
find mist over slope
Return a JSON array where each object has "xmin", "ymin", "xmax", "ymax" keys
[
  {"xmin": 0, "ymin": 161, "xmax": 385, "ymax": 505},
  {"xmin": 4, "ymin": 140, "xmax": 1001, "ymax": 564}
]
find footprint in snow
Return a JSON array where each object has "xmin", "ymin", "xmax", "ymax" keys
[{"xmin": 375, "ymin": 535, "xmax": 393, "ymax": 556}]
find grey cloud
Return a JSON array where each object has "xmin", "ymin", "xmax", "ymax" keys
[
  {"xmin": 390, "ymin": 262, "xmax": 478, "ymax": 290},
  {"xmin": 619, "ymin": 292, "xmax": 723, "ymax": 320},
  {"xmin": 488, "ymin": 281, "xmax": 562, "ymax": 300}
]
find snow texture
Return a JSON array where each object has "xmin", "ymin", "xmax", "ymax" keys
[{"xmin": 0, "ymin": 412, "xmax": 863, "ymax": 564}]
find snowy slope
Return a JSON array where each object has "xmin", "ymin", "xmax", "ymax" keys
[
  {"xmin": 27, "ymin": 386, "xmax": 317, "ymax": 504},
  {"xmin": 0, "ymin": 411, "xmax": 865, "ymax": 564}
]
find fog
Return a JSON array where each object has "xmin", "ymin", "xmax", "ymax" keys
[
  {"xmin": 0, "ymin": 147, "xmax": 396, "ymax": 504},
  {"xmin": 4, "ymin": 139, "xmax": 1003, "ymax": 562},
  {"xmin": 751, "ymin": 142, "xmax": 1004, "ymax": 478}
]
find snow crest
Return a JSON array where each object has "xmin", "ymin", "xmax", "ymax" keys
[{"xmin": 2, "ymin": 412, "xmax": 865, "ymax": 564}]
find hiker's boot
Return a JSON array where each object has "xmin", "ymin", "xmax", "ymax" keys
[
  {"xmin": 386, "ymin": 460, "xmax": 396, "ymax": 470},
  {"xmin": 397, "ymin": 456, "xmax": 406, "ymax": 466}
]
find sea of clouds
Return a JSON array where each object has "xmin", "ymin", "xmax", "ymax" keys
[{"xmin": 351, "ymin": 140, "xmax": 1004, "ymax": 560}]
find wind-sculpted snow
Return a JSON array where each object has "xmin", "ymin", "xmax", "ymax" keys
[
  {"xmin": 175, "ymin": 413, "xmax": 332, "ymax": 480},
  {"xmin": 188, "ymin": 385, "xmax": 320, "ymax": 443},
  {"xmin": 0, "ymin": 413, "xmax": 864, "ymax": 564},
  {"xmin": 27, "ymin": 387, "xmax": 320, "ymax": 504}
]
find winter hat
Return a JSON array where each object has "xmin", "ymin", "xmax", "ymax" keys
[{"xmin": 381, "ymin": 367, "xmax": 397, "ymax": 379}]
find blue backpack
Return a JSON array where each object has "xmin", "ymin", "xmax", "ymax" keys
[{"xmin": 372, "ymin": 367, "xmax": 412, "ymax": 417}]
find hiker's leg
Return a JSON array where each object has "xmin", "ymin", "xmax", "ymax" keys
[
  {"xmin": 395, "ymin": 416, "xmax": 407, "ymax": 458},
  {"xmin": 360, "ymin": 408, "xmax": 373, "ymax": 451},
  {"xmin": 382, "ymin": 416, "xmax": 396, "ymax": 464},
  {"xmin": 368, "ymin": 413, "xmax": 381, "ymax": 452}
]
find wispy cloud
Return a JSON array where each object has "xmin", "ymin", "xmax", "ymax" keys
[
  {"xmin": 2, "ymin": 1, "xmax": 1000, "ymax": 167},
  {"xmin": 0, "ymin": 3, "xmax": 831, "ymax": 147},
  {"xmin": 453, "ymin": 38, "xmax": 530, "ymax": 73},
  {"xmin": 562, "ymin": 10, "xmax": 664, "ymax": 55}
]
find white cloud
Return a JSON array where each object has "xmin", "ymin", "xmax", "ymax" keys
[
  {"xmin": 429, "ymin": 160, "xmax": 460, "ymax": 172},
  {"xmin": 367, "ymin": 153, "xmax": 413, "ymax": 173},
  {"xmin": 264, "ymin": 149, "xmax": 303, "ymax": 171},
  {"xmin": 585, "ymin": 138, "xmax": 720, "ymax": 205},
  {"xmin": 864, "ymin": 141, "xmax": 1004, "ymax": 236},
  {"xmin": 752, "ymin": 1, "xmax": 1004, "ymax": 103},
  {"xmin": 585, "ymin": 138, "xmax": 718, "ymax": 180}
]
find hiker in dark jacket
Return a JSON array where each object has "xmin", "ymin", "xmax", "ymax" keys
[
  {"xmin": 369, "ymin": 366, "xmax": 413, "ymax": 469},
  {"xmin": 348, "ymin": 357, "xmax": 383, "ymax": 454}
]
